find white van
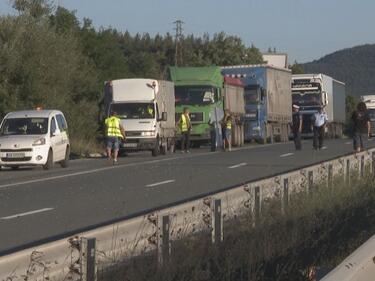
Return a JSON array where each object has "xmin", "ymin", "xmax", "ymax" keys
[{"xmin": 0, "ymin": 110, "xmax": 70, "ymax": 170}]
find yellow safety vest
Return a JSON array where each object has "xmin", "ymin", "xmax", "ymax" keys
[
  {"xmin": 105, "ymin": 116, "xmax": 123, "ymax": 138},
  {"xmin": 147, "ymin": 107, "xmax": 154, "ymax": 115},
  {"xmin": 180, "ymin": 114, "xmax": 189, "ymax": 132},
  {"xmin": 226, "ymin": 119, "xmax": 232, "ymax": 129}
]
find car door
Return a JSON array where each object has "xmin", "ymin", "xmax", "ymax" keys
[
  {"xmin": 56, "ymin": 114, "xmax": 69, "ymax": 157},
  {"xmin": 49, "ymin": 116, "xmax": 64, "ymax": 161}
]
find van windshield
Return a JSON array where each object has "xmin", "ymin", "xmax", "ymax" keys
[
  {"xmin": 0, "ymin": 118, "xmax": 49, "ymax": 136},
  {"xmin": 110, "ymin": 103, "xmax": 155, "ymax": 119}
]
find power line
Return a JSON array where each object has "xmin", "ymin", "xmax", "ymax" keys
[{"xmin": 173, "ymin": 20, "xmax": 184, "ymax": 66}]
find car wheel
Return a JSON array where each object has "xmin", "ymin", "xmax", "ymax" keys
[
  {"xmin": 60, "ymin": 146, "xmax": 70, "ymax": 168},
  {"xmin": 43, "ymin": 149, "xmax": 53, "ymax": 170}
]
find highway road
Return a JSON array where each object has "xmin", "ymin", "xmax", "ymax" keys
[{"xmin": 0, "ymin": 138, "xmax": 373, "ymax": 255}]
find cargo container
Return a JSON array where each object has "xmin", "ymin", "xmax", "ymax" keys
[{"xmin": 222, "ymin": 65, "xmax": 292, "ymax": 143}]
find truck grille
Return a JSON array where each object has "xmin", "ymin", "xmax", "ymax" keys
[
  {"xmin": 302, "ymin": 114, "xmax": 313, "ymax": 134},
  {"xmin": 125, "ymin": 131, "xmax": 142, "ymax": 137}
]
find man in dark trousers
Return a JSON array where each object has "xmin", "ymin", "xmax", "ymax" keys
[
  {"xmin": 291, "ymin": 104, "xmax": 302, "ymax": 150},
  {"xmin": 311, "ymin": 106, "xmax": 328, "ymax": 150},
  {"xmin": 352, "ymin": 101, "xmax": 370, "ymax": 152},
  {"xmin": 178, "ymin": 107, "xmax": 192, "ymax": 153}
]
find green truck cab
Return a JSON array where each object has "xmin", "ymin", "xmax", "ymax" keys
[{"xmin": 169, "ymin": 66, "xmax": 224, "ymax": 147}]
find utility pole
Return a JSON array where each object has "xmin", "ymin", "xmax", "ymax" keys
[{"xmin": 173, "ymin": 20, "xmax": 184, "ymax": 66}]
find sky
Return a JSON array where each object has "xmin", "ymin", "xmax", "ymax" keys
[{"xmin": 0, "ymin": 0, "xmax": 374, "ymax": 63}]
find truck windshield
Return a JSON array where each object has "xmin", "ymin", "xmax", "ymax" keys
[
  {"xmin": 367, "ymin": 109, "xmax": 375, "ymax": 120},
  {"xmin": 0, "ymin": 118, "xmax": 48, "ymax": 136},
  {"xmin": 292, "ymin": 91, "xmax": 322, "ymax": 107},
  {"xmin": 110, "ymin": 103, "xmax": 155, "ymax": 119},
  {"xmin": 244, "ymin": 86, "xmax": 260, "ymax": 104},
  {"xmin": 175, "ymin": 86, "xmax": 217, "ymax": 105}
]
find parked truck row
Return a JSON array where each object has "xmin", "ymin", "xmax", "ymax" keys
[{"xmin": 100, "ymin": 68, "xmax": 346, "ymax": 156}]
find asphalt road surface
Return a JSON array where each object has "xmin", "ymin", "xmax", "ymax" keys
[{"xmin": 0, "ymin": 138, "xmax": 373, "ymax": 255}]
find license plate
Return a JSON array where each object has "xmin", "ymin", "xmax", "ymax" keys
[
  {"xmin": 6, "ymin": 152, "xmax": 25, "ymax": 158},
  {"xmin": 123, "ymin": 143, "xmax": 137, "ymax": 148}
]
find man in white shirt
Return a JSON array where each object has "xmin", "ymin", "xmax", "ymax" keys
[{"xmin": 311, "ymin": 106, "xmax": 328, "ymax": 150}]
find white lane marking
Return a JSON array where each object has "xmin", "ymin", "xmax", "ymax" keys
[
  {"xmin": 146, "ymin": 179, "xmax": 175, "ymax": 187},
  {"xmin": 322, "ymin": 146, "xmax": 327, "ymax": 150},
  {"xmin": 280, "ymin": 153, "xmax": 294, "ymax": 158},
  {"xmin": 1, "ymin": 208, "xmax": 54, "ymax": 220},
  {"xmin": 346, "ymin": 141, "xmax": 352, "ymax": 145},
  {"xmin": 228, "ymin": 163, "xmax": 247, "ymax": 169}
]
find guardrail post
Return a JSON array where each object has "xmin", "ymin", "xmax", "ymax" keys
[
  {"xmin": 212, "ymin": 199, "xmax": 223, "ymax": 243},
  {"xmin": 346, "ymin": 159, "xmax": 350, "ymax": 185},
  {"xmin": 282, "ymin": 178, "xmax": 289, "ymax": 215},
  {"xmin": 361, "ymin": 155, "xmax": 365, "ymax": 178},
  {"xmin": 328, "ymin": 164, "xmax": 333, "ymax": 188},
  {"xmin": 158, "ymin": 215, "xmax": 171, "ymax": 265},
  {"xmin": 254, "ymin": 186, "xmax": 261, "ymax": 225},
  {"xmin": 80, "ymin": 237, "xmax": 97, "ymax": 281},
  {"xmin": 308, "ymin": 171, "xmax": 313, "ymax": 193}
]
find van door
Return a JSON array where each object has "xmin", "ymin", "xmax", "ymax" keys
[
  {"xmin": 49, "ymin": 116, "xmax": 64, "ymax": 161},
  {"xmin": 56, "ymin": 114, "xmax": 69, "ymax": 157}
]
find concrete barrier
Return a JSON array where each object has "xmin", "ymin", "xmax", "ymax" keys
[{"xmin": 1, "ymin": 149, "xmax": 374, "ymax": 281}]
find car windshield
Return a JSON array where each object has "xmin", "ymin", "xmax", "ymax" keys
[
  {"xmin": 0, "ymin": 118, "xmax": 49, "ymax": 136},
  {"xmin": 292, "ymin": 91, "xmax": 322, "ymax": 106},
  {"xmin": 175, "ymin": 86, "xmax": 217, "ymax": 105},
  {"xmin": 110, "ymin": 103, "xmax": 155, "ymax": 119}
]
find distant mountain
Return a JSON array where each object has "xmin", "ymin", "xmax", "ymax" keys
[{"xmin": 301, "ymin": 44, "xmax": 375, "ymax": 98}]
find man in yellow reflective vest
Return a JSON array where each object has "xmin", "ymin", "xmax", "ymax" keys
[
  {"xmin": 221, "ymin": 110, "xmax": 232, "ymax": 152},
  {"xmin": 178, "ymin": 107, "xmax": 192, "ymax": 153},
  {"xmin": 105, "ymin": 111, "xmax": 125, "ymax": 164}
]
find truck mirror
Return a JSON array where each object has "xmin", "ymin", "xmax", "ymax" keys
[{"xmin": 161, "ymin": 112, "xmax": 167, "ymax": 121}]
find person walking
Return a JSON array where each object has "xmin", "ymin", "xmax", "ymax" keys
[
  {"xmin": 178, "ymin": 107, "xmax": 191, "ymax": 153},
  {"xmin": 311, "ymin": 106, "xmax": 328, "ymax": 150},
  {"xmin": 291, "ymin": 104, "xmax": 302, "ymax": 150},
  {"xmin": 105, "ymin": 111, "xmax": 125, "ymax": 164},
  {"xmin": 352, "ymin": 101, "xmax": 370, "ymax": 153},
  {"xmin": 221, "ymin": 110, "xmax": 233, "ymax": 151}
]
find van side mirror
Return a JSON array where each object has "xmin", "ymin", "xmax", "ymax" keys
[{"xmin": 161, "ymin": 112, "xmax": 167, "ymax": 122}]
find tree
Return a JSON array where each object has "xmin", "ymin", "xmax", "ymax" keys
[
  {"xmin": 290, "ymin": 61, "xmax": 304, "ymax": 74},
  {"xmin": 12, "ymin": 0, "xmax": 51, "ymax": 18}
]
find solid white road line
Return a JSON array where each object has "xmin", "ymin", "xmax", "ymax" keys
[
  {"xmin": 322, "ymin": 146, "xmax": 328, "ymax": 150},
  {"xmin": 280, "ymin": 153, "xmax": 294, "ymax": 158},
  {"xmin": 228, "ymin": 163, "xmax": 247, "ymax": 169},
  {"xmin": 346, "ymin": 141, "xmax": 352, "ymax": 145},
  {"xmin": 146, "ymin": 179, "xmax": 175, "ymax": 188},
  {"xmin": 1, "ymin": 208, "xmax": 54, "ymax": 220}
]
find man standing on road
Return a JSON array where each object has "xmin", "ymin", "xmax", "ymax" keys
[
  {"xmin": 221, "ymin": 110, "xmax": 233, "ymax": 152},
  {"xmin": 311, "ymin": 106, "xmax": 328, "ymax": 150},
  {"xmin": 178, "ymin": 107, "xmax": 191, "ymax": 153},
  {"xmin": 105, "ymin": 111, "xmax": 125, "ymax": 164},
  {"xmin": 291, "ymin": 104, "xmax": 302, "ymax": 150},
  {"xmin": 352, "ymin": 101, "xmax": 371, "ymax": 153}
]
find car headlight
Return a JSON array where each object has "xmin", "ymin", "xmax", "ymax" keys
[
  {"xmin": 32, "ymin": 138, "xmax": 46, "ymax": 146},
  {"xmin": 141, "ymin": 131, "xmax": 156, "ymax": 137}
]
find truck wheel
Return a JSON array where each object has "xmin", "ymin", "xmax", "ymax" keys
[
  {"xmin": 152, "ymin": 137, "xmax": 160, "ymax": 157},
  {"xmin": 43, "ymin": 149, "xmax": 53, "ymax": 170},
  {"xmin": 241, "ymin": 125, "xmax": 245, "ymax": 146},
  {"xmin": 160, "ymin": 141, "xmax": 167, "ymax": 155},
  {"xmin": 60, "ymin": 146, "xmax": 70, "ymax": 168}
]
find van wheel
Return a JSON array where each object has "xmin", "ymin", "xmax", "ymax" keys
[
  {"xmin": 60, "ymin": 146, "xmax": 70, "ymax": 168},
  {"xmin": 43, "ymin": 149, "xmax": 53, "ymax": 170}
]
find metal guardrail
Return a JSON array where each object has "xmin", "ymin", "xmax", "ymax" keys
[{"xmin": 1, "ymin": 149, "xmax": 374, "ymax": 281}]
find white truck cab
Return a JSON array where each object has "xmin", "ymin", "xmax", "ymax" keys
[
  {"xmin": 0, "ymin": 109, "xmax": 70, "ymax": 170},
  {"xmin": 103, "ymin": 79, "xmax": 175, "ymax": 156}
]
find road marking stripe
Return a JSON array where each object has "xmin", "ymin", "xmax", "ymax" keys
[
  {"xmin": 146, "ymin": 179, "xmax": 175, "ymax": 187},
  {"xmin": 322, "ymin": 146, "xmax": 328, "ymax": 150},
  {"xmin": 1, "ymin": 208, "xmax": 54, "ymax": 220},
  {"xmin": 228, "ymin": 163, "xmax": 247, "ymax": 169},
  {"xmin": 280, "ymin": 153, "xmax": 294, "ymax": 158},
  {"xmin": 346, "ymin": 141, "xmax": 352, "ymax": 144}
]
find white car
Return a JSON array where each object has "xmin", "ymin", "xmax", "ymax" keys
[{"xmin": 0, "ymin": 110, "xmax": 70, "ymax": 170}]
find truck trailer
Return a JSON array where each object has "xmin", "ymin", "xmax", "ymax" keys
[
  {"xmin": 291, "ymin": 74, "xmax": 345, "ymax": 138},
  {"xmin": 222, "ymin": 65, "xmax": 292, "ymax": 143},
  {"xmin": 169, "ymin": 66, "xmax": 245, "ymax": 148},
  {"xmin": 103, "ymin": 79, "xmax": 175, "ymax": 156}
]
